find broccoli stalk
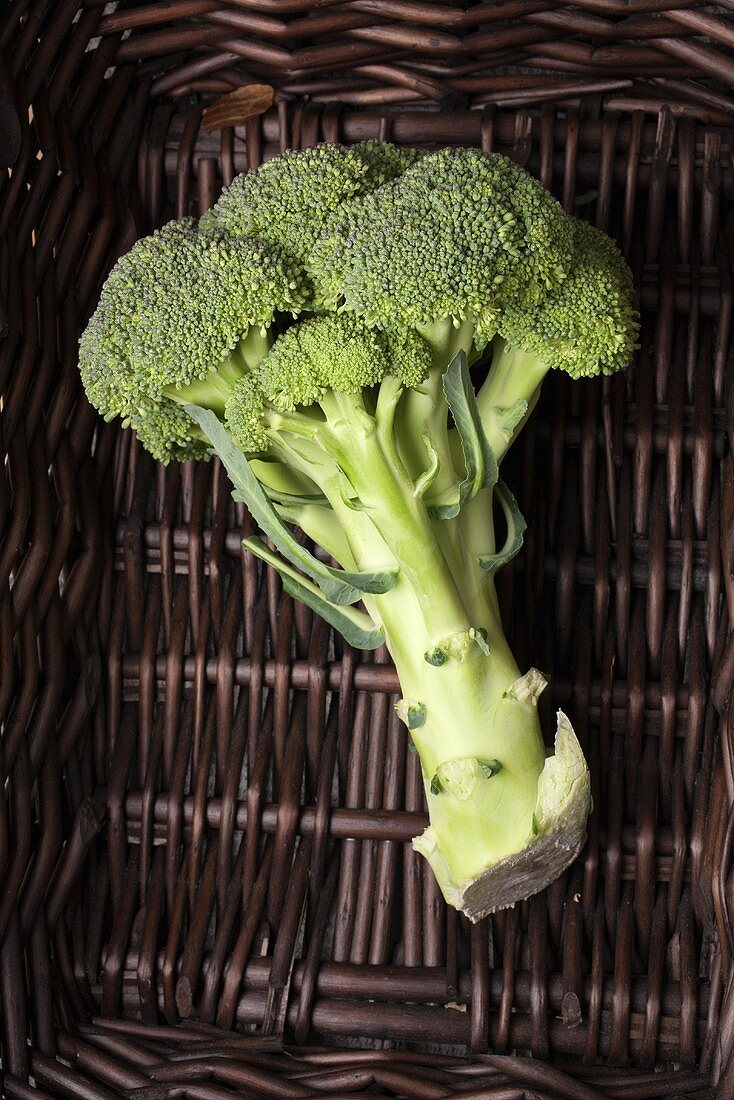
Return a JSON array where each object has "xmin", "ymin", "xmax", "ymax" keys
[
  {"xmin": 474, "ymin": 339, "xmax": 547, "ymax": 463},
  {"xmin": 79, "ymin": 141, "xmax": 637, "ymax": 920},
  {"xmin": 217, "ymin": 312, "xmax": 599, "ymax": 917},
  {"xmin": 339, "ymin": 475, "xmax": 550, "ymax": 914},
  {"xmin": 343, "ymin": 499, "xmax": 550, "ymax": 912}
]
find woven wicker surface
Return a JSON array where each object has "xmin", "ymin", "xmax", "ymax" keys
[
  {"xmin": 85, "ymin": 0, "xmax": 734, "ymax": 121},
  {"xmin": 3, "ymin": 2, "xmax": 734, "ymax": 1098}
]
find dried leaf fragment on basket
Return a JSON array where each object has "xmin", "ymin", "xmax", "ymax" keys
[
  {"xmin": 78, "ymin": 140, "xmax": 638, "ymax": 920},
  {"xmin": 201, "ymin": 84, "xmax": 275, "ymax": 132}
]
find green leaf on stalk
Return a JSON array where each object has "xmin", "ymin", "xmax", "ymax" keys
[
  {"xmin": 250, "ymin": 458, "xmax": 330, "ymax": 509},
  {"xmin": 395, "ymin": 699, "xmax": 427, "ymax": 730},
  {"xmin": 243, "ymin": 536, "xmax": 386, "ymax": 651},
  {"xmin": 262, "ymin": 486, "xmax": 331, "ymax": 508},
  {"xmin": 337, "ymin": 470, "xmax": 368, "ymax": 512},
  {"xmin": 427, "ymin": 351, "xmax": 498, "ymax": 520},
  {"xmin": 495, "ymin": 399, "xmax": 528, "ymax": 446},
  {"xmin": 413, "ymin": 433, "xmax": 441, "ymax": 498},
  {"xmin": 187, "ymin": 406, "xmax": 397, "ymax": 605},
  {"xmin": 478, "ymin": 758, "xmax": 503, "ymax": 779},
  {"xmin": 478, "ymin": 479, "xmax": 527, "ymax": 575},
  {"xmin": 424, "ymin": 647, "xmax": 447, "ymax": 667}
]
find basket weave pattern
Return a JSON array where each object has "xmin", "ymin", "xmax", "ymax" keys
[{"xmin": 2, "ymin": 3, "xmax": 734, "ymax": 1098}]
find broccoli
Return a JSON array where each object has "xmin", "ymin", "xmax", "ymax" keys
[
  {"xmin": 79, "ymin": 142, "xmax": 638, "ymax": 920},
  {"xmin": 79, "ymin": 218, "xmax": 307, "ymax": 461},
  {"xmin": 477, "ymin": 218, "xmax": 638, "ymax": 463}
]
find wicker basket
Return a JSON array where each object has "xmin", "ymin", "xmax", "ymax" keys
[{"xmin": 3, "ymin": 3, "xmax": 734, "ymax": 1097}]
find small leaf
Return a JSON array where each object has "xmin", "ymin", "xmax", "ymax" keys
[
  {"xmin": 186, "ymin": 406, "xmax": 398, "ymax": 605},
  {"xmin": 395, "ymin": 699, "xmax": 427, "ymax": 730},
  {"xmin": 495, "ymin": 398, "xmax": 528, "ymax": 445},
  {"xmin": 337, "ymin": 470, "xmax": 367, "ymax": 512},
  {"xmin": 413, "ymin": 433, "xmax": 440, "ymax": 498},
  {"xmin": 478, "ymin": 479, "xmax": 527, "ymax": 575},
  {"xmin": 428, "ymin": 351, "xmax": 498, "ymax": 519},
  {"xmin": 477, "ymin": 758, "xmax": 502, "ymax": 779},
  {"xmin": 424, "ymin": 647, "xmax": 447, "ymax": 667},
  {"xmin": 471, "ymin": 627, "xmax": 490, "ymax": 655},
  {"xmin": 430, "ymin": 774, "xmax": 444, "ymax": 796},
  {"xmin": 243, "ymin": 536, "xmax": 385, "ymax": 651},
  {"xmin": 202, "ymin": 84, "xmax": 275, "ymax": 132},
  {"xmin": 262, "ymin": 486, "xmax": 331, "ymax": 508},
  {"xmin": 250, "ymin": 458, "xmax": 327, "ymax": 507},
  {"xmin": 531, "ymin": 813, "xmax": 539, "ymax": 836}
]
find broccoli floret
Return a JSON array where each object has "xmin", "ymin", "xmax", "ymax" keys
[
  {"xmin": 308, "ymin": 149, "xmax": 575, "ymax": 508},
  {"xmin": 499, "ymin": 218, "xmax": 636, "ymax": 378},
  {"xmin": 206, "ymin": 141, "xmax": 420, "ymax": 297},
  {"xmin": 352, "ymin": 139, "xmax": 424, "ymax": 186},
  {"xmin": 79, "ymin": 218, "xmax": 308, "ymax": 459},
  {"xmin": 260, "ymin": 315, "xmax": 429, "ymax": 411},
  {"xmin": 476, "ymin": 218, "xmax": 638, "ymax": 461},
  {"xmin": 225, "ymin": 314, "xmax": 431, "ymax": 452},
  {"xmin": 260, "ymin": 315, "xmax": 390, "ymax": 411},
  {"xmin": 314, "ymin": 148, "xmax": 573, "ymax": 347},
  {"xmin": 78, "ymin": 299, "xmax": 140, "ymax": 424},
  {"xmin": 132, "ymin": 222, "xmax": 303, "ymax": 392},
  {"xmin": 80, "ymin": 295, "xmax": 209, "ymax": 462},
  {"xmin": 133, "ymin": 396, "xmax": 211, "ymax": 464},
  {"xmin": 223, "ymin": 374, "xmax": 270, "ymax": 455},
  {"xmin": 78, "ymin": 141, "xmax": 636, "ymax": 918}
]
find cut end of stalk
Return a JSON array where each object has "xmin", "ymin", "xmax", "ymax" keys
[{"xmin": 412, "ymin": 710, "xmax": 590, "ymax": 922}]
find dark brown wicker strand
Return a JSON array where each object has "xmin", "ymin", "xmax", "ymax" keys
[{"xmin": 3, "ymin": 1, "xmax": 734, "ymax": 1097}]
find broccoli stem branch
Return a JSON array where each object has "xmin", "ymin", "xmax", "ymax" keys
[
  {"xmin": 165, "ymin": 329, "xmax": 275, "ymax": 416},
  {"xmin": 396, "ymin": 320, "xmax": 476, "ymax": 497},
  {"xmin": 324, "ymin": 400, "xmax": 473, "ymax": 636},
  {"xmin": 476, "ymin": 337, "xmax": 549, "ymax": 462}
]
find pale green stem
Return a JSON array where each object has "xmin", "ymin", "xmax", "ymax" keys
[
  {"xmin": 261, "ymin": 384, "xmax": 547, "ymax": 887},
  {"xmin": 164, "ymin": 329, "xmax": 275, "ymax": 416},
  {"xmin": 475, "ymin": 338, "xmax": 549, "ymax": 462}
]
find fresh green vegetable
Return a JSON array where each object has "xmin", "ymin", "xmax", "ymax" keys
[{"xmin": 79, "ymin": 142, "xmax": 637, "ymax": 920}]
